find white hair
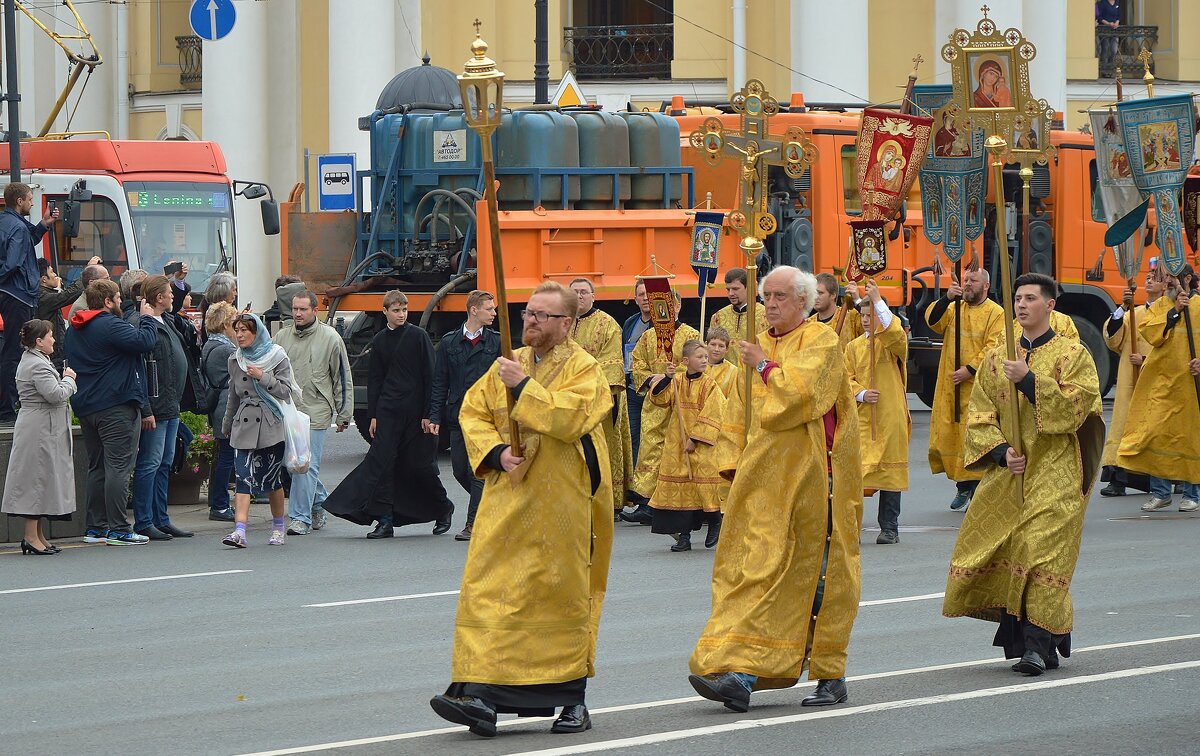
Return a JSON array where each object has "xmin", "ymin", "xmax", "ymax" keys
[{"xmin": 764, "ymin": 265, "xmax": 818, "ymax": 317}]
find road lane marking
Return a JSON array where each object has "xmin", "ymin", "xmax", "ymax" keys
[
  {"xmin": 304, "ymin": 590, "xmax": 945, "ymax": 610},
  {"xmin": 508, "ymin": 659, "xmax": 1200, "ymax": 755},
  {"xmin": 304, "ymin": 590, "xmax": 461, "ymax": 608},
  {"xmin": 234, "ymin": 632, "xmax": 1200, "ymax": 755},
  {"xmin": 0, "ymin": 570, "xmax": 252, "ymax": 595}
]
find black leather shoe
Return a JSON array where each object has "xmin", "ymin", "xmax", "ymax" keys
[
  {"xmin": 801, "ymin": 678, "xmax": 848, "ymax": 706},
  {"xmin": 135, "ymin": 526, "xmax": 172, "ymax": 541},
  {"xmin": 876, "ymin": 530, "xmax": 899, "ymax": 545},
  {"xmin": 618, "ymin": 503, "xmax": 653, "ymax": 525},
  {"xmin": 550, "ymin": 704, "xmax": 591, "ymax": 734},
  {"xmin": 671, "ymin": 532, "xmax": 692, "ymax": 552},
  {"xmin": 705, "ymin": 516, "xmax": 722, "ymax": 548},
  {"xmin": 208, "ymin": 508, "xmax": 236, "ymax": 522},
  {"xmin": 366, "ymin": 522, "xmax": 394, "ymax": 539},
  {"xmin": 159, "ymin": 523, "xmax": 194, "ymax": 538},
  {"xmin": 1012, "ymin": 650, "xmax": 1046, "ymax": 676},
  {"xmin": 429, "ymin": 694, "xmax": 497, "ymax": 738},
  {"xmin": 688, "ymin": 673, "xmax": 750, "ymax": 713},
  {"xmin": 1099, "ymin": 482, "xmax": 1126, "ymax": 497},
  {"xmin": 432, "ymin": 519, "xmax": 452, "ymax": 535}
]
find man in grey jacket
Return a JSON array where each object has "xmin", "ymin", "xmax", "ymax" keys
[{"xmin": 274, "ymin": 288, "xmax": 353, "ymax": 535}]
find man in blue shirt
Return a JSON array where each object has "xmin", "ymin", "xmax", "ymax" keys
[
  {"xmin": 0, "ymin": 182, "xmax": 59, "ymax": 423},
  {"xmin": 1096, "ymin": 0, "xmax": 1121, "ymax": 27}
]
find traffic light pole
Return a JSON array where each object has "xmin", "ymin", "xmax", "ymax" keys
[{"xmin": 3, "ymin": 0, "xmax": 21, "ymax": 180}]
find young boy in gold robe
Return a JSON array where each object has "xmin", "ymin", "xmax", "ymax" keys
[
  {"xmin": 647, "ymin": 339, "xmax": 726, "ymax": 552},
  {"xmin": 844, "ymin": 280, "xmax": 911, "ymax": 545},
  {"xmin": 705, "ymin": 327, "xmax": 738, "ymax": 397}
]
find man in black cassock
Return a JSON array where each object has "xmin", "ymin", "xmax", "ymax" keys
[{"xmin": 323, "ymin": 291, "xmax": 453, "ymax": 537}]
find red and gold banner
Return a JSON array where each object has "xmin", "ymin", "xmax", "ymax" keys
[{"xmin": 642, "ymin": 276, "xmax": 677, "ymax": 356}]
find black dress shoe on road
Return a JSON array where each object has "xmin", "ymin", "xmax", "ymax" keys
[
  {"xmin": 618, "ymin": 503, "xmax": 653, "ymax": 525},
  {"xmin": 671, "ymin": 532, "xmax": 692, "ymax": 552},
  {"xmin": 801, "ymin": 678, "xmax": 848, "ymax": 706},
  {"xmin": 159, "ymin": 523, "xmax": 194, "ymax": 538},
  {"xmin": 550, "ymin": 704, "xmax": 592, "ymax": 734},
  {"xmin": 688, "ymin": 673, "xmax": 751, "ymax": 713},
  {"xmin": 429, "ymin": 695, "xmax": 497, "ymax": 738},
  {"xmin": 366, "ymin": 522, "xmax": 394, "ymax": 539},
  {"xmin": 208, "ymin": 508, "xmax": 235, "ymax": 522},
  {"xmin": 1099, "ymin": 482, "xmax": 1126, "ymax": 497},
  {"xmin": 432, "ymin": 519, "xmax": 452, "ymax": 535},
  {"xmin": 705, "ymin": 516, "xmax": 722, "ymax": 548},
  {"xmin": 135, "ymin": 526, "xmax": 173, "ymax": 541},
  {"xmin": 1012, "ymin": 650, "xmax": 1046, "ymax": 676}
]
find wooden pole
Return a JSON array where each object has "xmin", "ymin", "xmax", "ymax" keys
[
  {"xmin": 988, "ymin": 134, "xmax": 1022, "ymax": 502},
  {"xmin": 478, "ymin": 134, "xmax": 522, "ymax": 451},
  {"xmin": 953, "ymin": 258, "xmax": 962, "ymax": 422}
]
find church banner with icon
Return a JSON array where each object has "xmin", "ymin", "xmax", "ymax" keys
[
  {"xmin": 914, "ymin": 84, "xmax": 987, "ymax": 262},
  {"xmin": 690, "ymin": 211, "xmax": 725, "ymax": 297},
  {"xmin": 642, "ymin": 276, "xmax": 678, "ymax": 356},
  {"xmin": 1089, "ymin": 107, "xmax": 1148, "ymax": 280},
  {"xmin": 1184, "ymin": 175, "xmax": 1200, "ymax": 255},
  {"xmin": 1116, "ymin": 93, "xmax": 1197, "ymax": 276}
]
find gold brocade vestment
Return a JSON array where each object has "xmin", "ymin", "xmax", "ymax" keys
[
  {"xmin": 845, "ymin": 315, "xmax": 911, "ymax": 492},
  {"xmin": 1102, "ymin": 303, "xmax": 1153, "ymax": 467},
  {"xmin": 926, "ymin": 297, "xmax": 1005, "ymax": 481},
  {"xmin": 1117, "ymin": 297, "xmax": 1200, "ymax": 481},
  {"xmin": 709, "ymin": 302, "xmax": 764, "ymax": 367},
  {"xmin": 572, "ymin": 307, "xmax": 634, "ymax": 510},
  {"xmin": 691, "ymin": 320, "xmax": 863, "ymax": 685},
  {"xmin": 816, "ymin": 310, "xmax": 864, "ymax": 352},
  {"xmin": 648, "ymin": 371, "xmax": 726, "ymax": 512},
  {"xmin": 630, "ymin": 323, "xmax": 701, "ymax": 498},
  {"xmin": 707, "ymin": 359, "xmax": 739, "ymax": 397},
  {"xmin": 943, "ymin": 333, "xmax": 1103, "ymax": 635},
  {"xmin": 452, "ymin": 339, "xmax": 613, "ymax": 686}
]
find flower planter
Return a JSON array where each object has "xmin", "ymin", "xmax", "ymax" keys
[{"xmin": 169, "ymin": 461, "xmax": 211, "ymax": 507}]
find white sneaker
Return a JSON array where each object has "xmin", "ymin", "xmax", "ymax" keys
[
  {"xmin": 1141, "ymin": 496, "xmax": 1172, "ymax": 512},
  {"xmin": 268, "ymin": 529, "xmax": 286, "ymax": 546},
  {"xmin": 1180, "ymin": 499, "xmax": 1199, "ymax": 513},
  {"xmin": 312, "ymin": 510, "xmax": 329, "ymax": 530}
]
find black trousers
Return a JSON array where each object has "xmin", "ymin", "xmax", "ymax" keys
[
  {"xmin": 955, "ymin": 479, "xmax": 980, "ymax": 494},
  {"xmin": 448, "ymin": 423, "xmax": 482, "ymax": 526},
  {"xmin": 877, "ymin": 490, "xmax": 901, "ymax": 531},
  {"xmin": 79, "ymin": 404, "xmax": 141, "ymax": 534},
  {"xmin": 0, "ymin": 293, "xmax": 34, "ymax": 420}
]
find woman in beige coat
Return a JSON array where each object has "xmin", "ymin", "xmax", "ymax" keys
[{"xmin": 2, "ymin": 319, "xmax": 77, "ymax": 555}]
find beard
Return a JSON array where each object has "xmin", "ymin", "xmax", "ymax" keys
[
  {"xmin": 107, "ymin": 302, "xmax": 123, "ymax": 317},
  {"xmin": 965, "ymin": 289, "xmax": 987, "ymax": 305}
]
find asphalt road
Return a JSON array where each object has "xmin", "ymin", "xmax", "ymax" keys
[{"xmin": 2, "ymin": 403, "xmax": 1198, "ymax": 755}]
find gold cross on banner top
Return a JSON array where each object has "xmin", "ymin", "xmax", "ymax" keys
[{"xmin": 688, "ymin": 79, "xmax": 815, "ymax": 239}]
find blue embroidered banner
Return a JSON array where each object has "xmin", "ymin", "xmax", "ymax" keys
[{"xmin": 690, "ymin": 211, "xmax": 725, "ymax": 297}]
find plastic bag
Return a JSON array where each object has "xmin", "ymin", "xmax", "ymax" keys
[{"xmin": 281, "ymin": 400, "xmax": 312, "ymax": 474}]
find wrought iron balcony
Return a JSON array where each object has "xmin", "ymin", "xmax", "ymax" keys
[
  {"xmin": 176, "ymin": 35, "xmax": 202, "ymax": 88},
  {"xmin": 1096, "ymin": 25, "xmax": 1158, "ymax": 80},
  {"xmin": 563, "ymin": 24, "xmax": 673, "ymax": 80}
]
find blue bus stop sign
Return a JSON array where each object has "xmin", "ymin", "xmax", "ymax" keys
[
  {"xmin": 317, "ymin": 154, "xmax": 357, "ymax": 212},
  {"xmin": 189, "ymin": 0, "xmax": 236, "ymax": 42}
]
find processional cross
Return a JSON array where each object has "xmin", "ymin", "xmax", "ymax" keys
[{"xmin": 689, "ymin": 80, "xmax": 816, "ymax": 436}]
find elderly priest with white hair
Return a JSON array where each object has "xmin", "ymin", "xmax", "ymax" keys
[{"xmin": 687, "ymin": 265, "xmax": 863, "ymax": 713}]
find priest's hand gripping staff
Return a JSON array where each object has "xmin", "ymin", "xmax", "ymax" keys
[
  {"xmin": 459, "ymin": 22, "xmax": 522, "ymax": 457},
  {"xmin": 691, "ymin": 80, "xmax": 815, "ymax": 438}
]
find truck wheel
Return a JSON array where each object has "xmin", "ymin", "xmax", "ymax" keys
[
  {"xmin": 1071, "ymin": 315, "xmax": 1113, "ymax": 396},
  {"xmin": 354, "ymin": 408, "xmax": 374, "ymax": 444}
]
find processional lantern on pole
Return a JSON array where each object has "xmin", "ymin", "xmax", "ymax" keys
[
  {"xmin": 689, "ymin": 80, "xmax": 816, "ymax": 438},
  {"xmin": 458, "ymin": 21, "xmax": 522, "ymax": 455},
  {"xmin": 943, "ymin": 5, "xmax": 1054, "ymax": 498}
]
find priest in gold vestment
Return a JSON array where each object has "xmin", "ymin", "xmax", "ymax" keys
[
  {"xmin": 845, "ymin": 281, "xmax": 910, "ymax": 545},
  {"xmin": 431, "ymin": 281, "xmax": 612, "ymax": 738},
  {"xmin": 926, "ymin": 266, "xmax": 1005, "ymax": 511},
  {"xmin": 943, "ymin": 274, "xmax": 1103, "ymax": 676},
  {"xmin": 814, "ymin": 272, "xmax": 864, "ymax": 352},
  {"xmin": 1099, "ymin": 272, "xmax": 1162, "ymax": 496},
  {"xmin": 688, "ymin": 266, "xmax": 862, "ymax": 713},
  {"xmin": 1117, "ymin": 265, "xmax": 1200, "ymax": 510},
  {"xmin": 570, "ymin": 278, "xmax": 633, "ymax": 514},
  {"xmin": 708, "ymin": 267, "xmax": 764, "ymax": 367}
]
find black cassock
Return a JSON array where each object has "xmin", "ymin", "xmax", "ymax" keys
[{"xmin": 323, "ymin": 323, "xmax": 452, "ymax": 527}]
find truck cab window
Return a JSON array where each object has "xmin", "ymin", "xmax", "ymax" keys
[
  {"xmin": 1088, "ymin": 159, "xmax": 1105, "ymax": 223},
  {"xmin": 841, "ymin": 145, "xmax": 862, "ymax": 216},
  {"xmin": 49, "ymin": 196, "xmax": 129, "ymax": 284}
]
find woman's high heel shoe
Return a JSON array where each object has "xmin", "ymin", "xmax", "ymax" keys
[
  {"xmin": 20, "ymin": 540, "xmax": 54, "ymax": 555},
  {"xmin": 46, "ymin": 542, "xmax": 61, "ymax": 553}
]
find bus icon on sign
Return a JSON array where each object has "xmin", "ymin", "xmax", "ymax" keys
[{"xmin": 324, "ymin": 172, "xmax": 350, "ymax": 186}]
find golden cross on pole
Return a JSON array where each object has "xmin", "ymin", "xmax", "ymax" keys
[
  {"xmin": 689, "ymin": 79, "xmax": 816, "ymax": 438},
  {"xmin": 1136, "ymin": 46, "xmax": 1155, "ymax": 96},
  {"xmin": 980, "ymin": 4, "xmax": 990, "ymax": 19}
]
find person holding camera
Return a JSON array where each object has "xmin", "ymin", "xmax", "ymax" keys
[
  {"xmin": 37, "ymin": 256, "xmax": 101, "ymax": 369},
  {"xmin": 2, "ymin": 319, "xmax": 77, "ymax": 554}
]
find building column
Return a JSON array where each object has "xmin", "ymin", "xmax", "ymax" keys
[
  {"xmin": 202, "ymin": 1, "xmax": 273, "ymax": 311},
  {"xmin": 1022, "ymin": 0, "xmax": 1067, "ymax": 114},
  {"xmin": 328, "ymin": 0, "xmax": 399, "ymax": 166},
  {"xmin": 790, "ymin": 0, "xmax": 869, "ymax": 104}
]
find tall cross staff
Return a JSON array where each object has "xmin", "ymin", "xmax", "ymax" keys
[{"xmin": 690, "ymin": 80, "xmax": 816, "ymax": 437}]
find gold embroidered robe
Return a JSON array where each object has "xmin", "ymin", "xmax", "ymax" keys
[
  {"xmin": 1014, "ymin": 310, "xmax": 1078, "ymax": 341},
  {"xmin": 647, "ymin": 371, "xmax": 726, "ymax": 512},
  {"xmin": 707, "ymin": 359, "xmax": 739, "ymax": 397},
  {"xmin": 709, "ymin": 301, "xmax": 764, "ymax": 367},
  {"xmin": 845, "ymin": 315, "xmax": 911, "ymax": 492},
  {"xmin": 943, "ymin": 334, "xmax": 1104, "ymax": 635},
  {"xmin": 816, "ymin": 309, "xmax": 865, "ymax": 352},
  {"xmin": 1117, "ymin": 297, "xmax": 1200, "ymax": 481},
  {"xmin": 453, "ymin": 339, "xmax": 613, "ymax": 685},
  {"xmin": 573, "ymin": 307, "xmax": 633, "ymax": 510},
  {"xmin": 926, "ymin": 297, "xmax": 1005, "ymax": 481},
  {"xmin": 1102, "ymin": 303, "xmax": 1153, "ymax": 467},
  {"xmin": 630, "ymin": 323, "xmax": 701, "ymax": 498},
  {"xmin": 691, "ymin": 320, "xmax": 863, "ymax": 685}
]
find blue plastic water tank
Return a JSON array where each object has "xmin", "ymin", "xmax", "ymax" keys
[
  {"xmin": 565, "ymin": 109, "xmax": 631, "ymax": 209},
  {"xmin": 619, "ymin": 112, "xmax": 683, "ymax": 209},
  {"xmin": 496, "ymin": 110, "xmax": 580, "ymax": 210}
]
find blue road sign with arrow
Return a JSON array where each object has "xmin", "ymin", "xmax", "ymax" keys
[{"xmin": 189, "ymin": 0, "xmax": 236, "ymax": 42}]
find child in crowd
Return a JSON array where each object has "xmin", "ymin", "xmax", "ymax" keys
[{"xmin": 704, "ymin": 326, "xmax": 738, "ymax": 397}]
